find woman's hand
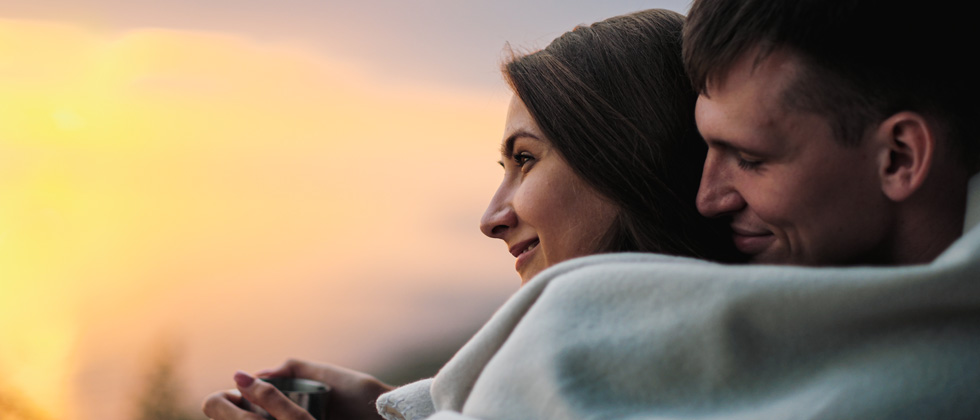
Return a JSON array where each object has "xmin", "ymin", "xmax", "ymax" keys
[
  {"xmin": 202, "ymin": 372, "xmax": 315, "ymax": 420},
  {"xmin": 202, "ymin": 359, "xmax": 394, "ymax": 420}
]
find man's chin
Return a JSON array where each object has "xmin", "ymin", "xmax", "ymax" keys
[
  {"xmin": 745, "ymin": 249, "xmax": 794, "ymax": 265},
  {"xmin": 733, "ymin": 233, "xmax": 777, "ymax": 258}
]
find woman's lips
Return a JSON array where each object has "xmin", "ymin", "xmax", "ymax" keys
[{"xmin": 513, "ymin": 239, "xmax": 539, "ymax": 272}]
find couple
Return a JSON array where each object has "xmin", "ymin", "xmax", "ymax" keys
[{"xmin": 205, "ymin": 0, "xmax": 980, "ymax": 419}]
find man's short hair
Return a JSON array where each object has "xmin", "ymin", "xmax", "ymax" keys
[{"xmin": 683, "ymin": 0, "xmax": 979, "ymax": 171}]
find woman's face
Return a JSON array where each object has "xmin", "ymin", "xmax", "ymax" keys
[{"xmin": 481, "ymin": 96, "xmax": 619, "ymax": 284}]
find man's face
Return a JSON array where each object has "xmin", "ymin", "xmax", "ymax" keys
[{"xmin": 695, "ymin": 49, "xmax": 892, "ymax": 265}]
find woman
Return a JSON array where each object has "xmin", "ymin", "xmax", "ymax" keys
[
  {"xmin": 483, "ymin": 8, "xmax": 733, "ymax": 286},
  {"xmin": 203, "ymin": 8, "xmax": 735, "ymax": 420}
]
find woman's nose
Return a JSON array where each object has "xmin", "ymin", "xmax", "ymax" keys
[{"xmin": 480, "ymin": 188, "xmax": 517, "ymax": 238}]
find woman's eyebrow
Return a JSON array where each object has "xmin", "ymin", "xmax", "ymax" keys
[{"xmin": 500, "ymin": 130, "xmax": 540, "ymax": 158}]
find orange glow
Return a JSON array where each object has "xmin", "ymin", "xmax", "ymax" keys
[{"xmin": 1, "ymin": 18, "xmax": 514, "ymax": 420}]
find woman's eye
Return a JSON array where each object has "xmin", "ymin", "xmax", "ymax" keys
[{"xmin": 514, "ymin": 152, "xmax": 535, "ymax": 168}]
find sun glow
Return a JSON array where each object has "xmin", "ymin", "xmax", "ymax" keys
[{"xmin": 1, "ymin": 18, "xmax": 511, "ymax": 420}]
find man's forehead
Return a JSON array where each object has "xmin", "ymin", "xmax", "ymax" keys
[
  {"xmin": 695, "ymin": 54, "xmax": 806, "ymax": 149},
  {"xmin": 704, "ymin": 46, "xmax": 802, "ymax": 98},
  {"xmin": 695, "ymin": 93, "xmax": 780, "ymax": 146}
]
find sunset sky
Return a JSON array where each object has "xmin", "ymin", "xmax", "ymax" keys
[{"xmin": 0, "ymin": 2, "xmax": 688, "ymax": 419}]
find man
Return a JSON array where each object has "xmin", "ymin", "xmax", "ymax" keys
[{"xmin": 685, "ymin": 0, "xmax": 978, "ymax": 266}]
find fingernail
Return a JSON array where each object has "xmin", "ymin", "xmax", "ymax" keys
[{"xmin": 234, "ymin": 371, "xmax": 255, "ymax": 388}]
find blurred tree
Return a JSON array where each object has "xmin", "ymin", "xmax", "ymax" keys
[
  {"xmin": 0, "ymin": 380, "xmax": 50, "ymax": 420},
  {"xmin": 372, "ymin": 326, "xmax": 480, "ymax": 387},
  {"xmin": 132, "ymin": 336, "xmax": 207, "ymax": 420}
]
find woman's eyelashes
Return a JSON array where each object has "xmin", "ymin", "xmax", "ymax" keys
[
  {"xmin": 514, "ymin": 151, "xmax": 536, "ymax": 170},
  {"xmin": 495, "ymin": 151, "xmax": 536, "ymax": 173}
]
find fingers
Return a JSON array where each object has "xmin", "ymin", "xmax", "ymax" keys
[
  {"xmin": 252, "ymin": 359, "xmax": 391, "ymax": 420},
  {"xmin": 201, "ymin": 389, "xmax": 264, "ymax": 420},
  {"xmin": 235, "ymin": 371, "xmax": 315, "ymax": 420},
  {"xmin": 254, "ymin": 358, "xmax": 303, "ymax": 378},
  {"xmin": 256, "ymin": 357, "xmax": 329, "ymax": 380},
  {"xmin": 258, "ymin": 358, "xmax": 389, "ymax": 390},
  {"xmin": 255, "ymin": 358, "xmax": 344, "ymax": 381}
]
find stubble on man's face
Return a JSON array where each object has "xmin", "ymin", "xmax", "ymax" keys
[{"xmin": 694, "ymin": 49, "xmax": 892, "ymax": 266}]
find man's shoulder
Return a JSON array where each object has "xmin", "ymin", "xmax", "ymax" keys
[
  {"xmin": 539, "ymin": 232, "xmax": 980, "ymax": 305},
  {"xmin": 458, "ymin": 245, "xmax": 980, "ymax": 420}
]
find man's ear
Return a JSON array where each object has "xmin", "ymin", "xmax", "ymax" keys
[{"xmin": 875, "ymin": 111, "xmax": 935, "ymax": 202}]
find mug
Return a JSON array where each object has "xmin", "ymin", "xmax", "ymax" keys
[{"xmin": 242, "ymin": 377, "xmax": 330, "ymax": 420}]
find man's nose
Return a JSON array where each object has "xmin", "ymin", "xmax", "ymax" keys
[
  {"xmin": 480, "ymin": 185, "xmax": 517, "ymax": 238},
  {"xmin": 696, "ymin": 151, "xmax": 746, "ymax": 218}
]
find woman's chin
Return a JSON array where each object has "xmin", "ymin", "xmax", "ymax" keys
[{"xmin": 518, "ymin": 266, "xmax": 543, "ymax": 286}]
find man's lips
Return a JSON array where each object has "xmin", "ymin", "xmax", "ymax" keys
[{"xmin": 731, "ymin": 226, "xmax": 774, "ymax": 255}]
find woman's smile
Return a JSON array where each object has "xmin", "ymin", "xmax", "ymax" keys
[
  {"xmin": 511, "ymin": 238, "xmax": 540, "ymax": 274},
  {"xmin": 480, "ymin": 96, "xmax": 618, "ymax": 284}
]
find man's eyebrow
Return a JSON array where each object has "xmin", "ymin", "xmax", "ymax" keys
[
  {"xmin": 703, "ymin": 136, "xmax": 772, "ymax": 157},
  {"xmin": 702, "ymin": 136, "xmax": 731, "ymax": 148},
  {"xmin": 500, "ymin": 130, "xmax": 540, "ymax": 158},
  {"xmin": 702, "ymin": 134, "xmax": 742, "ymax": 150}
]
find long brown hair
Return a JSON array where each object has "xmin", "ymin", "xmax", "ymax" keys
[{"xmin": 504, "ymin": 9, "xmax": 737, "ymax": 261}]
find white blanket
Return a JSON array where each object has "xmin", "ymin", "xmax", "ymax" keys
[{"xmin": 379, "ymin": 178, "xmax": 980, "ymax": 420}]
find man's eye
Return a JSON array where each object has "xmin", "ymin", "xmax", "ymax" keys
[{"xmin": 736, "ymin": 156, "xmax": 762, "ymax": 170}]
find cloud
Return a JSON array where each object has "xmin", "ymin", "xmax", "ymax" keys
[
  {"xmin": 1, "ymin": 18, "xmax": 512, "ymax": 420},
  {"xmin": 1, "ymin": 0, "xmax": 690, "ymax": 90}
]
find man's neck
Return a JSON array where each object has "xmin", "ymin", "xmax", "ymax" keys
[{"xmin": 888, "ymin": 170, "xmax": 973, "ymax": 264}]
